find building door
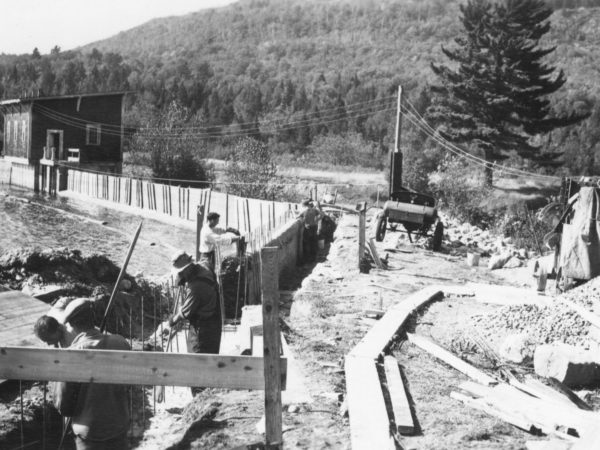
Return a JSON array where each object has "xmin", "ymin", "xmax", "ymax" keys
[{"xmin": 46, "ymin": 130, "xmax": 63, "ymax": 160}]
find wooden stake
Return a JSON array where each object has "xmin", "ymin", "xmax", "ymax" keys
[
  {"xmin": 100, "ymin": 221, "xmax": 143, "ymax": 332},
  {"xmin": 261, "ymin": 247, "xmax": 283, "ymax": 448},
  {"xmin": 196, "ymin": 204, "xmax": 204, "ymax": 261},
  {"xmin": 356, "ymin": 202, "xmax": 367, "ymax": 270}
]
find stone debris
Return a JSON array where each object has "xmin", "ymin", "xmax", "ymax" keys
[
  {"xmin": 534, "ymin": 343, "xmax": 600, "ymax": 387},
  {"xmin": 473, "ymin": 276, "xmax": 600, "ymax": 351}
]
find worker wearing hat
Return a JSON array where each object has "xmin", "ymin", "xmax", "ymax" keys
[
  {"xmin": 297, "ymin": 198, "xmax": 323, "ymax": 263},
  {"xmin": 52, "ymin": 298, "xmax": 131, "ymax": 450},
  {"xmin": 198, "ymin": 212, "xmax": 240, "ymax": 273},
  {"xmin": 168, "ymin": 250, "xmax": 222, "ymax": 395}
]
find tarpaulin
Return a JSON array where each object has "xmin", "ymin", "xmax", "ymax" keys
[{"xmin": 559, "ymin": 187, "xmax": 600, "ymax": 280}]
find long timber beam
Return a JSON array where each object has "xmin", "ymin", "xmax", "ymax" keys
[{"xmin": 0, "ymin": 346, "xmax": 287, "ymax": 390}]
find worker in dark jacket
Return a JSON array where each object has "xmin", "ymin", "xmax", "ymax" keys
[
  {"xmin": 297, "ymin": 199, "xmax": 323, "ymax": 262},
  {"xmin": 168, "ymin": 251, "xmax": 222, "ymax": 395},
  {"xmin": 53, "ymin": 298, "xmax": 130, "ymax": 450}
]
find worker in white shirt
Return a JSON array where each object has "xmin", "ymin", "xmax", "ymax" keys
[{"xmin": 199, "ymin": 211, "xmax": 241, "ymax": 273}]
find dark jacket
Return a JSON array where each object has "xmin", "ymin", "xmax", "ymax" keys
[
  {"xmin": 54, "ymin": 329, "xmax": 130, "ymax": 441},
  {"xmin": 175, "ymin": 263, "xmax": 219, "ymax": 323}
]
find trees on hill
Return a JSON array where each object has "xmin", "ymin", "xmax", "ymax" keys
[{"xmin": 428, "ymin": 0, "xmax": 588, "ymax": 185}]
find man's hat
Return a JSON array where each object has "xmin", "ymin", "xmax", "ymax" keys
[
  {"xmin": 171, "ymin": 250, "xmax": 194, "ymax": 275},
  {"xmin": 301, "ymin": 198, "xmax": 312, "ymax": 207}
]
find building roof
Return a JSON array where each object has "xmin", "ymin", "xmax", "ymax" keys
[{"xmin": 0, "ymin": 91, "xmax": 130, "ymax": 106}]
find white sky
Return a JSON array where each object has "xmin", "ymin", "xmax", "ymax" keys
[{"xmin": 0, "ymin": 0, "xmax": 238, "ymax": 55}]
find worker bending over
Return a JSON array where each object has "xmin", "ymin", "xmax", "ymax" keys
[
  {"xmin": 53, "ymin": 298, "xmax": 131, "ymax": 450},
  {"xmin": 168, "ymin": 250, "xmax": 222, "ymax": 396},
  {"xmin": 198, "ymin": 211, "xmax": 240, "ymax": 273}
]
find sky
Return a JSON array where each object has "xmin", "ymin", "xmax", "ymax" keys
[{"xmin": 0, "ymin": 0, "xmax": 238, "ymax": 55}]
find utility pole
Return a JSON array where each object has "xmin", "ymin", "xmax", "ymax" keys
[{"xmin": 389, "ymin": 85, "xmax": 403, "ymax": 197}]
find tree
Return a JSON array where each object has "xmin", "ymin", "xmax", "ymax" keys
[
  {"xmin": 224, "ymin": 138, "xmax": 280, "ymax": 200},
  {"xmin": 127, "ymin": 101, "xmax": 212, "ymax": 187},
  {"xmin": 428, "ymin": 0, "xmax": 587, "ymax": 185}
]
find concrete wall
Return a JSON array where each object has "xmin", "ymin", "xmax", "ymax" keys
[{"xmin": 264, "ymin": 218, "xmax": 303, "ymax": 286}]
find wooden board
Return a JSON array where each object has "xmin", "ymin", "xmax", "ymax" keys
[
  {"xmin": 345, "ymin": 356, "xmax": 395, "ymax": 450},
  {"xmin": 349, "ymin": 287, "xmax": 444, "ymax": 360},
  {"xmin": 407, "ymin": 333, "xmax": 497, "ymax": 386},
  {"xmin": 383, "ymin": 356, "xmax": 415, "ymax": 435},
  {"xmin": 0, "ymin": 346, "xmax": 287, "ymax": 390},
  {"xmin": 0, "ymin": 290, "xmax": 48, "ymax": 347}
]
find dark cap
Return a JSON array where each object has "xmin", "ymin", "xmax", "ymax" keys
[{"xmin": 206, "ymin": 212, "xmax": 220, "ymax": 221}]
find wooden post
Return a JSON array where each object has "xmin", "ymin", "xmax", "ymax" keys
[
  {"xmin": 261, "ymin": 247, "xmax": 282, "ymax": 449},
  {"xmin": 225, "ymin": 192, "xmax": 229, "ymax": 228},
  {"xmin": 196, "ymin": 204, "xmax": 204, "ymax": 261},
  {"xmin": 356, "ymin": 202, "xmax": 367, "ymax": 270}
]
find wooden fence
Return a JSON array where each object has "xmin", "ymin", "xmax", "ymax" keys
[
  {"xmin": 66, "ymin": 169, "xmax": 298, "ymax": 234},
  {"xmin": 0, "ymin": 160, "xmax": 35, "ymax": 190}
]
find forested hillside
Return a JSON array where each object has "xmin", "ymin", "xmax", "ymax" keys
[{"xmin": 1, "ymin": 0, "xmax": 600, "ymax": 176}]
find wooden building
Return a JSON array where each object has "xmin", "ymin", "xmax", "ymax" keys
[{"xmin": 0, "ymin": 92, "xmax": 126, "ymax": 174}]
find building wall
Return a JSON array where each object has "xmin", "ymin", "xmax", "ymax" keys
[
  {"xmin": 30, "ymin": 95, "xmax": 123, "ymax": 164},
  {"xmin": 3, "ymin": 107, "xmax": 31, "ymax": 160}
]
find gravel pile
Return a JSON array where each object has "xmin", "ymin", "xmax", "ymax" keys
[{"xmin": 473, "ymin": 276, "xmax": 600, "ymax": 348}]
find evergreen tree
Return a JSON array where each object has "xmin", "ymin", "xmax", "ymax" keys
[{"xmin": 428, "ymin": 0, "xmax": 587, "ymax": 185}]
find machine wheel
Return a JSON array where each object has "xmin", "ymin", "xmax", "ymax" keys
[
  {"xmin": 432, "ymin": 220, "xmax": 444, "ymax": 252},
  {"xmin": 375, "ymin": 214, "xmax": 387, "ymax": 242}
]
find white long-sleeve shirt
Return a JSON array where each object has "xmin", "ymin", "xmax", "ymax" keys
[{"xmin": 199, "ymin": 224, "xmax": 236, "ymax": 253}]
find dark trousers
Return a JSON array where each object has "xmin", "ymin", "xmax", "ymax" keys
[
  {"xmin": 187, "ymin": 315, "xmax": 222, "ymax": 396},
  {"xmin": 303, "ymin": 225, "xmax": 318, "ymax": 262},
  {"xmin": 75, "ymin": 432, "xmax": 128, "ymax": 450}
]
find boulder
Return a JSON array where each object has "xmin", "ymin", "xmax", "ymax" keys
[
  {"xmin": 534, "ymin": 344, "xmax": 600, "ymax": 388},
  {"xmin": 499, "ymin": 334, "xmax": 533, "ymax": 364},
  {"xmin": 503, "ymin": 256, "xmax": 523, "ymax": 269},
  {"xmin": 488, "ymin": 252, "xmax": 512, "ymax": 270}
]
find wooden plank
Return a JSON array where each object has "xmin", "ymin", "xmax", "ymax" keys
[
  {"xmin": 261, "ymin": 247, "xmax": 283, "ymax": 448},
  {"xmin": 345, "ymin": 356, "xmax": 395, "ymax": 450},
  {"xmin": 350, "ymin": 287, "xmax": 444, "ymax": 360},
  {"xmin": 451, "ymin": 391, "xmax": 539, "ymax": 433},
  {"xmin": 407, "ymin": 333, "xmax": 497, "ymax": 386},
  {"xmin": 383, "ymin": 356, "xmax": 415, "ymax": 435},
  {"xmin": 459, "ymin": 381, "xmax": 596, "ymax": 439},
  {"xmin": 0, "ymin": 346, "xmax": 287, "ymax": 390},
  {"xmin": 0, "ymin": 290, "xmax": 48, "ymax": 347}
]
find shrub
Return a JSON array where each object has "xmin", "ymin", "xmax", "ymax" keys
[
  {"xmin": 428, "ymin": 156, "xmax": 494, "ymax": 227},
  {"xmin": 224, "ymin": 137, "xmax": 282, "ymax": 200}
]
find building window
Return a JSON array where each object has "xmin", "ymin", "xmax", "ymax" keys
[
  {"xmin": 86, "ymin": 124, "xmax": 101, "ymax": 145},
  {"xmin": 21, "ymin": 119, "xmax": 26, "ymax": 145},
  {"xmin": 6, "ymin": 119, "xmax": 10, "ymax": 144}
]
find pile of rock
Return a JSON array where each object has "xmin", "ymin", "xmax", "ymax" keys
[
  {"xmin": 442, "ymin": 215, "xmax": 532, "ymax": 269},
  {"xmin": 473, "ymin": 277, "xmax": 600, "ymax": 353}
]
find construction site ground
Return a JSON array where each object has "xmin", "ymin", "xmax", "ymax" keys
[
  {"xmin": 134, "ymin": 211, "xmax": 563, "ymax": 449},
  {"xmin": 3, "ymin": 200, "xmax": 599, "ymax": 449}
]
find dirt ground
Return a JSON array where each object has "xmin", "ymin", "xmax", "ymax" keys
[
  {"xmin": 136, "ymin": 209, "xmax": 563, "ymax": 450},
  {"xmin": 3, "ymin": 205, "xmax": 597, "ymax": 449}
]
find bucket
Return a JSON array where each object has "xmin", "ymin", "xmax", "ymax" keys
[
  {"xmin": 318, "ymin": 239, "xmax": 325, "ymax": 250},
  {"xmin": 466, "ymin": 252, "xmax": 480, "ymax": 267}
]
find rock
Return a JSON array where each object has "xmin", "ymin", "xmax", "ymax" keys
[
  {"xmin": 499, "ymin": 334, "xmax": 533, "ymax": 364},
  {"xmin": 118, "ymin": 279, "xmax": 132, "ymax": 291},
  {"xmin": 503, "ymin": 256, "xmax": 523, "ymax": 269},
  {"xmin": 534, "ymin": 344, "xmax": 600, "ymax": 388},
  {"xmin": 487, "ymin": 252, "xmax": 511, "ymax": 270}
]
